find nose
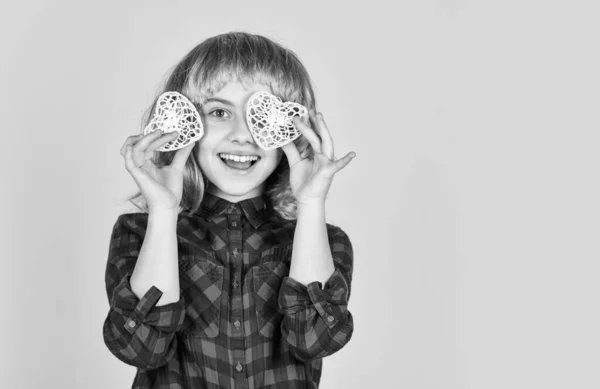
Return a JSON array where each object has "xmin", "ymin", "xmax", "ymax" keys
[{"xmin": 227, "ymin": 116, "xmax": 255, "ymax": 145}]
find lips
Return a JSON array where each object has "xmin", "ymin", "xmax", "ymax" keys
[
  {"xmin": 222, "ymin": 159, "xmax": 253, "ymax": 170},
  {"xmin": 218, "ymin": 153, "xmax": 260, "ymax": 171}
]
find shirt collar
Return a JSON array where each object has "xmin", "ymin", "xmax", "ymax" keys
[{"xmin": 196, "ymin": 192, "xmax": 272, "ymax": 229}]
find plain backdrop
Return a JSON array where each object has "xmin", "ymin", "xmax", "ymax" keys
[{"xmin": 1, "ymin": 1, "xmax": 599, "ymax": 388}]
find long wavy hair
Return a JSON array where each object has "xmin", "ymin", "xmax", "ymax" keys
[{"xmin": 126, "ymin": 32, "xmax": 316, "ymax": 220}]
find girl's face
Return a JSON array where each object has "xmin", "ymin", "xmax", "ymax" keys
[{"xmin": 194, "ymin": 81, "xmax": 283, "ymax": 202}]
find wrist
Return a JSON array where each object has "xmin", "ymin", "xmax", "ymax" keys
[
  {"xmin": 148, "ymin": 207, "xmax": 180, "ymax": 221},
  {"xmin": 297, "ymin": 198, "xmax": 326, "ymax": 216}
]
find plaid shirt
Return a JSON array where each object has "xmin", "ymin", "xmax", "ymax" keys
[{"xmin": 103, "ymin": 192, "xmax": 354, "ymax": 389}]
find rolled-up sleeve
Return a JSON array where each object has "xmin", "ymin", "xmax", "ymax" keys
[
  {"xmin": 102, "ymin": 213, "xmax": 186, "ymax": 369},
  {"xmin": 278, "ymin": 225, "xmax": 354, "ymax": 361}
]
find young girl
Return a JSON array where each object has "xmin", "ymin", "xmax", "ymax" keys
[{"xmin": 103, "ymin": 32, "xmax": 355, "ymax": 389}]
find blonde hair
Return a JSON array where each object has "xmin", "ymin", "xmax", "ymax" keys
[{"xmin": 127, "ymin": 32, "xmax": 316, "ymax": 220}]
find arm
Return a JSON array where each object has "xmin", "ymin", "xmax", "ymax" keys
[
  {"xmin": 102, "ymin": 212, "xmax": 185, "ymax": 369},
  {"xmin": 278, "ymin": 110, "xmax": 356, "ymax": 361},
  {"xmin": 288, "ymin": 201, "xmax": 335, "ymax": 285},
  {"xmin": 279, "ymin": 202, "xmax": 354, "ymax": 361}
]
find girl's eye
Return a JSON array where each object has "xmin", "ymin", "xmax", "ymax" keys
[{"xmin": 210, "ymin": 109, "xmax": 230, "ymax": 119}]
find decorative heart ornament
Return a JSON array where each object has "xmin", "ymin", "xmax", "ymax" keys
[
  {"xmin": 246, "ymin": 91, "xmax": 308, "ymax": 150},
  {"xmin": 143, "ymin": 92, "xmax": 204, "ymax": 152}
]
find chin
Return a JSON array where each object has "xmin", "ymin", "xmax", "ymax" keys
[{"xmin": 203, "ymin": 157, "xmax": 278, "ymax": 200}]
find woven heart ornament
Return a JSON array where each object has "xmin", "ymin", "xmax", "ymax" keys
[
  {"xmin": 143, "ymin": 92, "xmax": 204, "ymax": 152},
  {"xmin": 246, "ymin": 91, "xmax": 308, "ymax": 150}
]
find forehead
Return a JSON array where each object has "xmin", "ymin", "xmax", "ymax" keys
[{"xmin": 205, "ymin": 80, "xmax": 273, "ymax": 106}]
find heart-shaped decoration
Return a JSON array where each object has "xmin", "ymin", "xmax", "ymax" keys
[
  {"xmin": 143, "ymin": 92, "xmax": 204, "ymax": 152},
  {"xmin": 246, "ymin": 91, "xmax": 308, "ymax": 150}
]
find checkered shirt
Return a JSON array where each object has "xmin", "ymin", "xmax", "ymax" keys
[{"xmin": 103, "ymin": 192, "xmax": 354, "ymax": 388}]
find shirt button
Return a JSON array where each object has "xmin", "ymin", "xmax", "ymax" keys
[
  {"xmin": 231, "ymin": 221, "xmax": 238, "ymax": 227},
  {"xmin": 233, "ymin": 319, "xmax": 241, "ymax": 329},
  {"xmin": 128, "ymin": 320, "xmax": 136, "ymax": 328},
  {"xmin": 327, "ymin": 315, "xmax": 335, "ymax": 322},
  {"xmin": 233, "ymin": 278, "xmax": 239, "ymax": 289},
  {"xmin": 232, "ymin": 248, "xmax": 240, "ymax": 257},
  {"xmin": 236, "ymin": 362, "xmax": 243, "ymax": 372}
]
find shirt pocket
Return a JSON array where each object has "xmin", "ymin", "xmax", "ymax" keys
[
  {"xmin": 251, "ymin": 245, "xmax": 292, "ymax": 337},
  {"xmin": 180, "ymin": 249, "xmax": 224, "ymax": 338}
]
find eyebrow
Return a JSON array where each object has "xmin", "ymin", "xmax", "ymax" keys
[{"xmin": 203, "ymin": 97, "xmax": 235, "ymax": 106}]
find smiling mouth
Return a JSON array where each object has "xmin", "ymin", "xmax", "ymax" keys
[{"xmin": 218, "ymin": 153, "xmax": 261, "ymax": 170}]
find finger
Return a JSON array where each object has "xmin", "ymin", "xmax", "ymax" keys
[
  {"xmin": 125, "ymin": 144, "xmax": 158, "ymax": 188},
  {"xmin": 124, "ymin": 144, "xmax": 155, "ymax": 172},
  {"xmin": 124, "ymin": 131, "xmax": 165, "ymax": 165},
  {"xmin": 171, "ymin": 141, "xmax": 197, "ymax": 169},
  {"xmin": 132, "ymin": 130, "xmax": 166, "ymax": 153},
  {"xmin": 120, "ymin": 134, "xmax": 144, "ymax": 156},
  {"xmin": 293, "ymin": 117, "xmax": 322, "ymax": 154},
  {"xmin": 309, "ymin": 110, "xmax": 333, "ymax": 160},
  {"xmin": 134, "ymin": 131, "xmax": 181, "ymax": 162},
  {"xmin": 145, "ymin": 131, "xmax": 180, "ymax": 153},
  {"xmin": 281, "ymin": 141, "xmax": 302, "ymax": 167},
  {"xmin": 124, "ymin": 144, "xmax": 143, "ymax": 171},
  {"xmin": 330, "ymin": 151, "xmax": 356, "ymax": 173},
  {"xmin": 125, "ymin": 146, "xmax": 161, "ymax": 196},
  {"xmin": 314, "ymin": 112, "xmax": 334, "ymax": 160},
  {"xmin": 124, "ymin": 141, "xmax": 157, "ymax": 173}
]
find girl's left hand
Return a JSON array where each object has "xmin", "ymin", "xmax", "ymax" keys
[{"xmin": 281, "ymin": 110, "xmax": 356, "ymax": 206}]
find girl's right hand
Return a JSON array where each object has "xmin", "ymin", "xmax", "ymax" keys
[{"xmin": 120, "ymin": 131, "xmax": 196, "ymax": 212}]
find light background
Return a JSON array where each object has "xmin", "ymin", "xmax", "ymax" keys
[{"xmin": 1, "ymin": 1, "xmax": 599, "ymax": 388}]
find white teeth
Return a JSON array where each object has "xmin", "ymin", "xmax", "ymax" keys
[{"xmin": 219, "ymin": 153, "xmax": 259, "ymax": 163}]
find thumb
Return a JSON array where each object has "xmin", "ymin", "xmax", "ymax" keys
[
  {"xmin": 331, "ymin": 152, "xmax": 356, "ymax": 173},
  {"xmin": 171, "ymin": 142, "xmax": 196, "ymax": 169}
]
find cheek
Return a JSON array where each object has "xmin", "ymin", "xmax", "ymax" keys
[
  {"xmin": 271, "ymin": 149, "xmax": 283, "ymax": 163},
  {"xmin": 264, "ymin": 149, "xmax": 284, "ymax": 173},
  {"xmin": 193, "ymin": 142, "xmax": 213, "ymax": 169},
  {"xmin": 264, "ymin": 150, "xmax": 282, "ymax": 167}
]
